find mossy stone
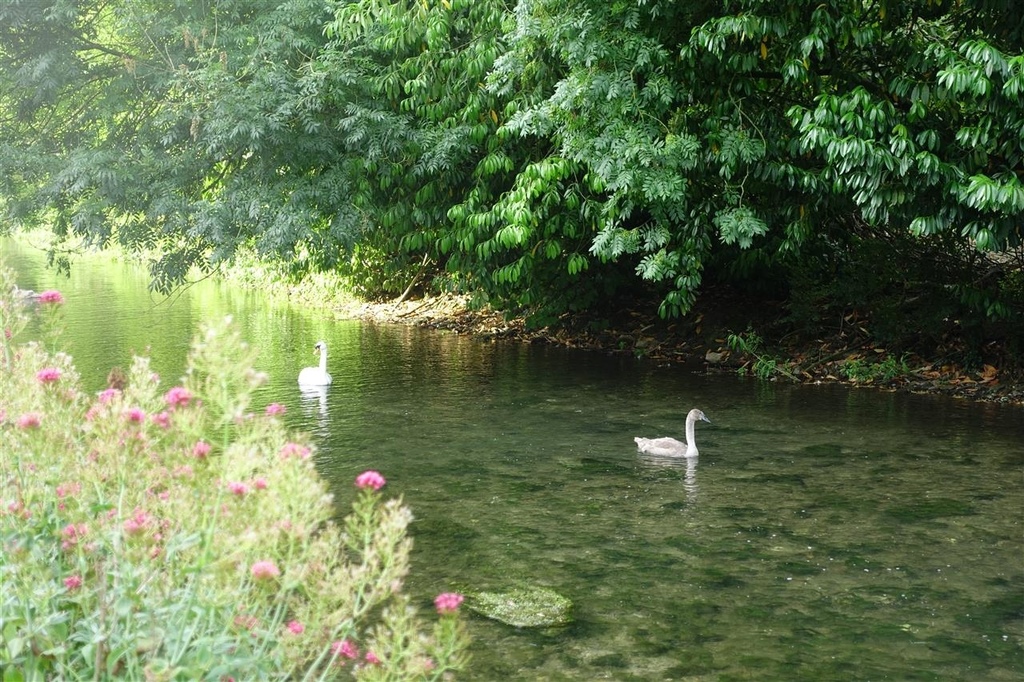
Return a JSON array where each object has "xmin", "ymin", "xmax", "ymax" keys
[{"xmin": 467, "ymin": 586, "xmax": 573, "ymax": 627}]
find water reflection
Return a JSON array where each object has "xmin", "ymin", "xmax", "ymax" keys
[
  {"xmin": 637, "ymin": 452, "xmax": 700, "ymax": 505},
  {"xmin": 684, "ymin": 456, "xmax": 698, "ymax": 503},
  {"xmin": 298, "ymin": 384, "xmax": 330, "ymax": 437}
]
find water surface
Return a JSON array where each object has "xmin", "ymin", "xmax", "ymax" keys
[{"xmin": 4, "ymin": 239, "xmax": 1022, "ymax": 680}]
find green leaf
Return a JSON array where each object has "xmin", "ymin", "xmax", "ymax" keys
[{"xmin": 715, "ymin": 207, "xmax": 768, "ymax": 249}]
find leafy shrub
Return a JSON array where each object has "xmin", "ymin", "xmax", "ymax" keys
[
  {"xmin": 840, "ymin": 354, "xmax": 911, "ymax": 384},
  {"xmin": 0, "ymin": 273, "xmax": 469, "ymax": 680},
  {"xmin": 727, "ymin": 329, "xmax": 798, "ymax": 381}
]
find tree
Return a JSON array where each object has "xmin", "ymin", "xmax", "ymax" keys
[
  {"xmin": 488, "ymin": 0, "xmax": 1022, "ymax": 318},
  {"xmin": 1, "ymin": 0, "xmax": 1021, "ymax": 334},
  {"xmin": 0, "ymin": 0, "xmax": 358, "ymax": 289},
  {"xmin": 318, "ymin": 0, "xmax": 517, "ymax": 300}
]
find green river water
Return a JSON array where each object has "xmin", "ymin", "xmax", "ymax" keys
[{"xmin": 4, "ymin": 239, "xmax": 1022, "ymax": 680}]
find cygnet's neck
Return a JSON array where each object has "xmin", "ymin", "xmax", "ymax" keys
[{"xmin": 684, "ymin": 413, "xmax": 699, "ymax": 456}]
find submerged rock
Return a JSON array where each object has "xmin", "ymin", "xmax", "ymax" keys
[{"xmin": 467, "ymin": 586, "xmax": 573, "ymax": 628}]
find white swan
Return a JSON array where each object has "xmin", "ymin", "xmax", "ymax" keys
[
  {"xmin": 634, "ymin": 408, "xmax": 710, "ymax": 458},
  {"xmin": 298, "ymin": 341, "xmax": 333, "ymax": 386}
]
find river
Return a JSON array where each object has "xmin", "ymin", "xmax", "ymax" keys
[{"xmin": 4, "ymin": 238, "xmax": 1022, "ymax": 680}]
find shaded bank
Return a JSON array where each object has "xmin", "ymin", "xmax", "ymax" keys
[{"xmin": 319, "ymin": 290, "xmax": 1024, "ymax": 407}]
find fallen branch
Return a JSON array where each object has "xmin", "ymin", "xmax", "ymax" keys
[{"xmin": 394, "ymin": 252, "xmax": 431, "ymax": 305}]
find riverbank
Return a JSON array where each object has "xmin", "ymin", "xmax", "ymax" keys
[
  {"xmin": 321, "ymin": 290, "xmax": 1024, "ymax": 407},
  {"xmin": 9, "ymin": 234, "xmax": 1019, "ymax": 406}
]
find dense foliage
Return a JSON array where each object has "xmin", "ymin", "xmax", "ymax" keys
[
  {"xmin": 0, "ymin": 278, "xmax": 469, "ymax": 679},
  {"xmin": 1, "ymin": 0, "xmax": 1021, "ymax": 353}
]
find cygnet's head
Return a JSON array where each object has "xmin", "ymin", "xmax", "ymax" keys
[{"xmin": 690, "ymin": 408, "xmax": 711, "ymax": 423}]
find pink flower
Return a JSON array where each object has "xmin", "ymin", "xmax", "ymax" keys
[
  {"xmin": 251, "ymin": 560, "xmax": 280, "ymax": 581},
  {"xmin": 98, "ymin": 388, "xmax": 120, "ymax": 404},
  {"xmin": 192, "ymin": 441, "xmax": 211, "ymax": 459},
  {"xmin": 265, "ymin": 403, "xmax": 286, "ymax": 416},
  {"xmin": 36, "ymin": 367, "xmax": 61, "ymax": 383},
  {"xmin": 124, "ymin": 407, "xmax": 145, "ymax": 423},
  {"xmin": 279, "ymin": 442, "xmax": 311, "ymax": 460},
  {"xmin": 151, "ymin": 411, "xmax": 171, "ymax": 429},
  {"xmin": 365, "ymin": 651, "xmax": 382, "ymax": 665},
  {"xmin": 355, "ymin": 470, "xmax": 386, "ymax": 491},
  {"xmin": 286, "ymin": 620, "xmax": 304, "ymax": 635},
  {"xmin": 56, "ymin": 482, "xmax": 81, "ymax": 499},
  {"xmin": 227, "ymin": 481, "xmax": 248, "ymax": 496},
  {"xmin": 7, "ymin": 500, "xmax": 30, "ymax": 519},
  {"xmin": 331, "ymin": 639, "xmax": 359, "ymax": 660},
  {"xmin": 123, "ymin": 509, "xmax": 151, "ymax": 536},
  {"xmin": 434, "ymin": 592, "xmax": 464, "ymax": 614},
  {"xmin": 16, "ymin": 412, "xmax": 41, "ymax": 429},
  {"xmin": 64, "ymin": 575, "xmax": 83, "ymax": 590},
  {"xmin": 38, "ymin": 290, "xmax": 64, "ymax": 304},
  {"xmin": 60, "ymin": 523, "xmax": 88, "ymax": 551},
  {"xmin": 164, "ymin": 386, "xmax": 192, "ymax": 409},
  {"xmin": 61, "ymin": 523, "xmax": 86, "ymax": 540},
  {"xmin": 253, "ymin": 477, "xmax": 268, "ymax": 490}
]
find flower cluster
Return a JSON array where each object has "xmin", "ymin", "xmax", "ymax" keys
[
  {"xmin": 227, "ymin": 481, "xmax": 249, "ymax": 496},
  {"xmin": 0, "ymin": 303, "xmax": 470, "ymax": 680},
  {"xmin": 37, "ymin": 290, "xmax": 64, "ymax": 304},
  {"xmin": 124, "ymin": 407, "xmax": 146, "ymax": 423},
  {"xmin": 123, "ymin": 508, "xmax": 152, "ymax": 536},
  {"xmin": 251, "ymin": 560, "xmax": 280, "ymax": 581},
  {"xmin": 98, "ymin": 388, "xmax": 120, "ymax": 404},
  {"xmin": 327, "ymin": 638, "xmax": 383, "ymax": 667},
  {"xmin": 279, "ymin": 442, "xmax": 310, "ymax": 460},
  {"xmin": 60, "ymin": 523, "xmax": 89, "ymax": 552},
  {"xmin": 36, "ymin": 367, "xmax": 61, "ymax": 383},
  {"xmin": 355, "ymin": 470, "xmax": 386, "ymax": 491},
  {"xmin": 435, "ymin": 592, "xmax": 465, "ymax": 614},
  {"xmin": 16, "ymin": 412, "xmax": 41, "ymax": 429},
  {"xmin": 164, "ymin": 386, "xmax": 192, "ymax": 409}
]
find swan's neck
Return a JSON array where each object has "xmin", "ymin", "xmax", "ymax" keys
[
  {"xmin": 319, "ymin": 348, "xmax": 328, "ymax": 372},
  {"xmin": 684, "ymin": 414, "xmax": 698, "ymax": 456}
]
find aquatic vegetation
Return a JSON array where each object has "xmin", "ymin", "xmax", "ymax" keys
[{"xmin": 0, "ymin": 274, "xmax": 469, "ymax": 680}]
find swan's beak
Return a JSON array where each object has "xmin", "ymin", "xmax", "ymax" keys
[{"xmin": 701, "ymin": 415, "xmax": 711, "ymax": 424}]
